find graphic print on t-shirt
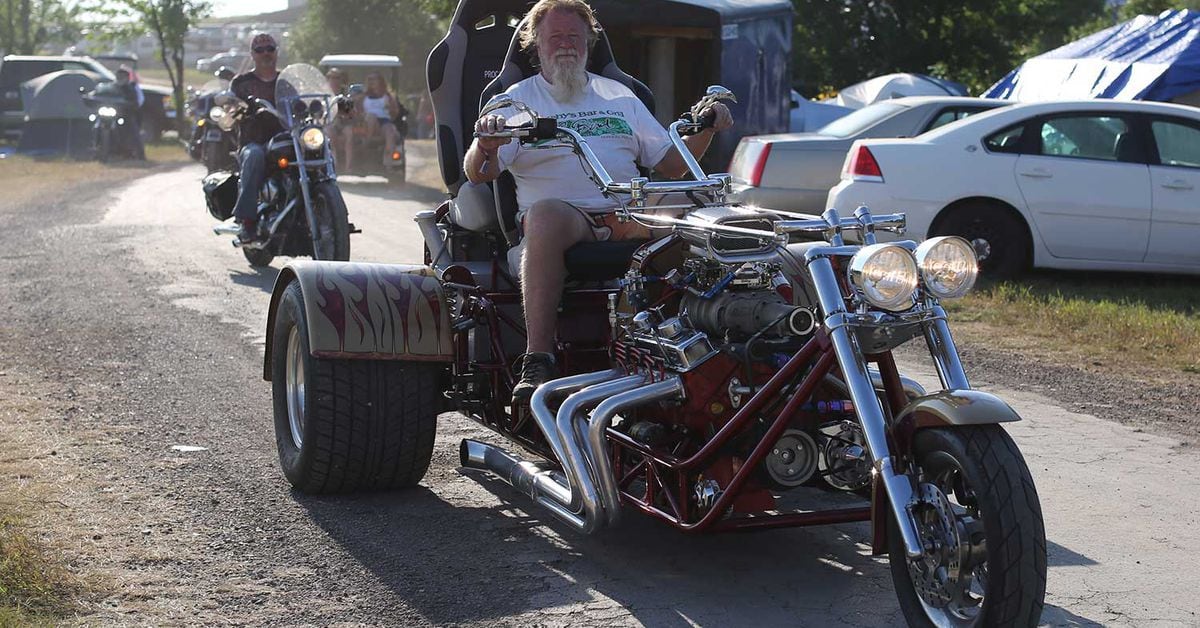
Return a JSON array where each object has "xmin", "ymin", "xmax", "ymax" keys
[{"xmin": 556, "ymin": 109, "xmax": 634, "ymax": 138}]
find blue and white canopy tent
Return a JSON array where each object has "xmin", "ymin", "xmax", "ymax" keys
[{"xmin": 984, "ymin": 9, "xmax": 1200, "ymax": 106}]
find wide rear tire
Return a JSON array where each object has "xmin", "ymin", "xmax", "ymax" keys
[
  {"xmin": 270, "ymin": 281, "xmax": 438, "ymax": 493},
  {"xmin": 889, "ymin": 425, "xmax": 1046, "ymax": 627},
  {"xmin": 310, "ymin": 181, "xmax": 351, "ymax": 261}
]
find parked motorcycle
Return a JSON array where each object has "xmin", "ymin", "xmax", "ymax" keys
[
  {"xmin": 260, "ymin": 87, "xmax": 1047, "ymax": 626},
  {"xmin": 186, "ymin": 67, "xmax": 237, "ymax": 173},
  {"xmin": 82, "ymin": 83, "xmax": 142, "ymax": 162},
  {"xmin": 207, "ymin": 63, "xmax": 356, "ymax": 267}
]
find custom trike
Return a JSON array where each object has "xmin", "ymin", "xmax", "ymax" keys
[{"xmin": 261, "ymin": 86, "xmax": 1047, "ymax": 626}]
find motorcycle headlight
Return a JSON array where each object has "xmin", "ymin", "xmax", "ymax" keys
[
  {"xmin": 847, "ymin": 243, "xmax": 919, "ymax": 312},
  {"xmin": 98, "ymin": 106, "xmax": 118, "ymax": 117},
  {"xmin": 208, "ymin": 106, "xmax": 225, "ymax": 121},
  {"xmin": 915, "ymin": 236, "xmax": 978, "ymax": 299},
  {"xmin": 300, "ymin": 127, "xmax": 325, "ymax": 151}
]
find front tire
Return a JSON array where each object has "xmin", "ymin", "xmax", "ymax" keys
[
  {"xmin": 889, "ymin": 426, "xmax": 1046, "ymax": 627},
  {"xmin": 310, "ymin": 181, "xmax": 351, "ymax": 261},
  {"xmin": 270, "ymin": 281, "xmax": 439, "ymax": 493},
  {"xmin": 933, "ymin": 203, "xmax": 1030, "ymax": 278}
]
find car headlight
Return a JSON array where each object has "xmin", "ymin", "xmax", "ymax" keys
[
  {"xmin": 98, "ymin": 106, "xmax": 118, "ymax": 117},
  {"xmin": 847, "ymin": 243, "xmax": 919, "ymax": 311},
  {"xmin": 208, "ymin": 106, "xmax": 225, "ymax": 121},
  {"xmin": 915, "ymin": 236, "xmax": 978, "ymax": 299},
  {"xmin": 300, "ymin": 127, "xmax": 325, "ymax": 151}
]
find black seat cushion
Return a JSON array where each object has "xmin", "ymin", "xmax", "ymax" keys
[{"xmin": 564, "ymin": 239, "xmax": 648, "ymax": 281}]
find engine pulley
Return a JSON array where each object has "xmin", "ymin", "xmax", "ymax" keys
[{"xmin": 762, "ymin": 429, "xmax": 819, "ymax": 488}]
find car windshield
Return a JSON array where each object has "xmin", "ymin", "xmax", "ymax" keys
[{"xmin": 817, "ymin": 102, "xmax": 907, "ymax": 138}]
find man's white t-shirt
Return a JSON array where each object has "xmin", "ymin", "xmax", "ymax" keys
[{"xmin": 495, "ymin": 72, "xmax": 672, "ymax": 217}]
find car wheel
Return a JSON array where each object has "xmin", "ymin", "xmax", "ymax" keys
[{"xmin": 934, "ymin": 203, "xmax": 1030, "ymax": 279}]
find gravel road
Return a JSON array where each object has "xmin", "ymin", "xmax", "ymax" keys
[{"xmin": 1, "ymin": 153, "xmax": 1198, "ymax": 627}]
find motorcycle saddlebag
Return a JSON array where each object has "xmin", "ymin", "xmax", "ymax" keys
[{"xmin": 202, "ymin": 171, "xmax": 239, "ymax": 221}]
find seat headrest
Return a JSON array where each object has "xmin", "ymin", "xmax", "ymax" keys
[{"xmin": 481, "ymin": 18, "xmax": 655, "ymax": 116}]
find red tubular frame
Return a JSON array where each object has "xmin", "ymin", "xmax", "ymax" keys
[{"xmin": 607, "ymin": 330, "xmax": 872, "ymax": 533}]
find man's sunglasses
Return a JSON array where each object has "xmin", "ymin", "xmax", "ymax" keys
[{"xmin": 253, "ymin": 45, "xmax": 277, "ymax": 54}]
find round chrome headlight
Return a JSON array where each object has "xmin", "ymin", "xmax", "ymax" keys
[
  {"xmin": 848, "ymin": 244, "xmax": 919, "ymax": 311},
  {"xmin": 300, "ymin": 127, "xmax": 325, "ymax": 151},
  {"xmin": 98, "ymin": 106, "xmax": 118, "ymax": 117},
  {"xmin": 915, "ymin": 236, "xmax": 979, "ymax": 299},
  {"xmin": 208, "ymin": 106, "xmax": 225, "ymax": 121}
]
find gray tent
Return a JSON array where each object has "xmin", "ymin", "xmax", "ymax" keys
[{"xmin": 16, "ymin": 70, "xmax": 101, "ymax": 155}]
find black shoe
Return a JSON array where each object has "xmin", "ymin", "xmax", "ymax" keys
[
  {"xmin": 237, "ymin": 219, "xmax": 261, "ymax": 244},
  {"xmin": 511, "ymin": 352, "xmax": 557, "ymax": 405}
]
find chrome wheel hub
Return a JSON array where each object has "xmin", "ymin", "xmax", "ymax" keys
[
  {"xmin": 908, "ymin": 481, "xmax": 988, "ymax": 626},
  {"xmin": 285, "ymin": 325, "xmax": 306, "ymax": 449}
]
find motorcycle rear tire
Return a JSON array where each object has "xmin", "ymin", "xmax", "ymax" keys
[
  {"xmin": 243, "ymin": 247, "xmax": 274, "ymax": 267},
  {"xmin": 889, "ymin": 425, "xmax": 1046, "ymax": 627},
  {"xmin": 270, "ymin": 280, "xmax": 438, "ymax": 493},
  {"xmin": 310, "ymin": 181, "xmax": 351, "ymax": 261}
]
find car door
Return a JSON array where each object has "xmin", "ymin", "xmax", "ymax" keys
[
  {"xmin": 1014, "ymin": 112, "xmax": 1151, "ymax": 262},
  {"xmin": 1144, "ymin": 116, "xmax": 1200, "ymax": 266}
]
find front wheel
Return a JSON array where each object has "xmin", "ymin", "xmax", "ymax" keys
[
  {"xmin": 889, "ymin": 425, "xmax": 1046, "ymax": 627},
  {"xmin": 270, "ymin": 281, "xmax": 439, "ymax": 493},
  {"xmin": 309, "ymin": 181, "xmax": 351, "ymax": 261}
]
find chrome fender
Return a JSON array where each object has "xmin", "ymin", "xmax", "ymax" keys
[
  {"xmin": 892, "ymin": 389, "xmax": 1021, "ymax": 455},
  {"xmin": 263, "ymin": 261, "xmax": 453, "ymax": 380}
]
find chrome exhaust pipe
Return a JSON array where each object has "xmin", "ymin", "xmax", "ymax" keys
[
  {"xmin": 461, "ymin": 369, "xmax": 622, "ymax": 534},
  {"xmin": 554, "ymin": 375, "xmax": 647, "ymax": 530},
  {"xmin": 459, "ymin": 439, "xmax": 587, "ymax": 531},
  {"xmin": 585, "ymin": 376, "xmax": 685, "ymax": 527},
  {"xmin": 212, "ymin": 223, "xmax": 240, "ymax": 235}
]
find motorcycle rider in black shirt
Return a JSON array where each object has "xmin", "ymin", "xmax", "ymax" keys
[{"xmin": 230, "ymin": 32, "xmax": 284, "ymax": 244}]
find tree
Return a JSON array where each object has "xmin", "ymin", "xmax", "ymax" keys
[
  {"xmin": 1072, "ymin": 0, "xmax": 1200, "ymax": 38},
  {"xmin": 0, "ymin": 0, "xmax": 83, "ymax": 54},
  {"xmin": 290, "ymin": 0, "xmax": 444, "ymax": 97},
  {"xmin": 102, "ymin": 0, "xmax": 210, "ymax": 132},
  {"xmin": 792, "ymin": 0, "xmax": 1109, "ymax": 97}
]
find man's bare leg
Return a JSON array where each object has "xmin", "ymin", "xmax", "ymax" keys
[{"xmin": 519, "ymin": 199, "xmax": 594, "ymax": 354}]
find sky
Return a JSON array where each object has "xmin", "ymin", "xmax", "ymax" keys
[{"xmin": 209, "ymin": 0, "xmax": 288, "ymax": 18}]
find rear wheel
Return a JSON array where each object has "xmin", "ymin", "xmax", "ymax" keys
[
  {"xmin": 243, "ymin": 246, "xmax": 274, "ymax": 267},
  {"xmin": 270, "ymin": 281, "xmax": 439, "ymax": 493},
  {"xmin": 309, "ymin": 181, "xmax": 351, "ymax": 261},
  {"xmin": 933, "ymin": 203, "xmax": 1030, "ymax": 278},
  {"xmin": 889, "ymin": 426, "xmax": 1046, "ymax": 627}
]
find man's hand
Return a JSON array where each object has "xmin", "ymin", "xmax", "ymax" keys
[
  {"xmin": 465, "ymin": 113, "xmax": 512, "ymax": 184},
  {"xmin": 696, "ymin": 102, "xmax": 734, "ymax": 133},
  {"xmin": 474, "ymin": 113, "xmax": 513, "ymax": 152}
]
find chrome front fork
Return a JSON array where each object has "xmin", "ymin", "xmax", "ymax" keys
[{"xmin": 807, "ymin": 256, "xmax": 954, "ymax": 558}]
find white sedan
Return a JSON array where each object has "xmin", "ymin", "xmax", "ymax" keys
[{"xmin": 826, "ymin": 100, "xmax": 1200, "ymax": 276}]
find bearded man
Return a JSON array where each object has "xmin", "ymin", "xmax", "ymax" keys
[{"xmin": 463, "ymin": 0, "xmax": 734, "ymax": 404}]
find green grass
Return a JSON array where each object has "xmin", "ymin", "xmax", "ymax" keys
[
  {"xmin": 0, "ymin": 515, "xmax": 80, "ymax": 626},
  {"xmin": 946, "ymin": 270, "xmax": 1200, "ymax": 376}
]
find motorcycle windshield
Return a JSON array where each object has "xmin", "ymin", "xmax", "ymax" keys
[{"xmin": 275, "ymin": 64, "xmax": 332, "ymax": 103}]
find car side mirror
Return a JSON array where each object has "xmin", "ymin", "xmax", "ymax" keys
[{"xmin": 348, "ymin": 83, "xmax": 365, "ymax": 96}]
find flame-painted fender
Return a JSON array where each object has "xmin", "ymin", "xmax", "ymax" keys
[
  {"xmin": 893, "ymin": 389, "xmax": 1022, "ymax": 455},
  {"xmin": 263, "ymin": 261, "xmax": 453, "ymax": 380}
]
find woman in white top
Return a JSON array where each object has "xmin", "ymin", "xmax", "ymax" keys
[{"xmin": 345, "ymin": 71, "xmax": 402, "ymax": 173}]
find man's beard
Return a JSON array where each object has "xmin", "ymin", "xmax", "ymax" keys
[{"xmin": 543, "ymin": 50, "xmax": 588, "ymax": 103}]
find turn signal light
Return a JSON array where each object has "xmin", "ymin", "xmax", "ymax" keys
[
  {"xmin": 277, "ymin": 157, "xmax": 289, "ymax": 169},
  {"xmin": 197, "ymin": 118, "xmax": 206, "ymax": 127},
  {"xmin": 391, "ymin": 151, "xmax": 401, "ymax": 160},
  {"xmin": 847, "ymin": 145, "xmax": 883, "ymax": 181}
]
